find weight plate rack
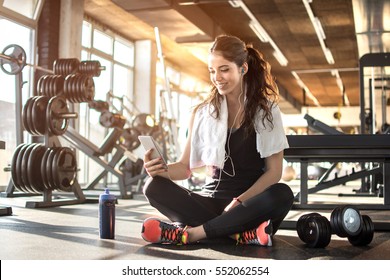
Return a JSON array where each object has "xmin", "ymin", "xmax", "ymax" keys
[
  {"xmin": 1, "ymin": 44, "xmax": 106, "ymax": 207},
  {"xmin": 2, "ymin": 44, "xmax": 140, "ymax": 204}
]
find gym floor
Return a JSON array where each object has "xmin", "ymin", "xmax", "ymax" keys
[{"xmin": 1, "ymin": 181, "xmax": 390, "ymax": 260}]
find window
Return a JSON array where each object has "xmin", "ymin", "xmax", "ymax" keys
[
  {"xmin": 80, "ymin": 19, "xmax": 135, "ymax": 186},
  {"xmin": 155, "ymin": 61, "xmax": 209, "ymax": 161},
  {"xmin": 1, "ymin": 0, "xmax": 42, "ymax": 20},
  {"xmin": 0, "ymin": 17, "xmax": 34, "ymax": 188}
]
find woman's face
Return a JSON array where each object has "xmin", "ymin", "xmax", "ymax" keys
[{"xmin": 208, "ymin": 52, "xmax": 242, "ymax": 97}]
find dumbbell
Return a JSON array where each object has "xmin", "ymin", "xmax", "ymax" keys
[{"xmin": 296, "ymin": 205, "xmax": 374, "ymax": 248}]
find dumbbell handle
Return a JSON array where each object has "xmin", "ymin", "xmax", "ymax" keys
[{"xmin": 53, "ymin": 112, "xmax": 78, "ymax": 119}]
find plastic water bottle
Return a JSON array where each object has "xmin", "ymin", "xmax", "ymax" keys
[{"xmin": 99, "ymin": 188, "xmax": 115, "ymax": 239}]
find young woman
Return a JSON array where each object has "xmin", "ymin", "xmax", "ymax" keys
[{"xmin": 140, "ymin": 35, "xmax": 294, "ymax": 246}]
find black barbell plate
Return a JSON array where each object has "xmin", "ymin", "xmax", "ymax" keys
[
  {"xmin": 46, "ymin": 147, "xmax": 60, "ymax": 191},
  {"xmin": 73, "ymin": 74, "xmax": 83, "ymax": 103},
  {"xmin": 48, "ymin": 75, "xmax": 55, "ymax": 96},
  {"xmin": 37, "ymin": 75, "xmax": 48, "ymax": 96},
  {"xmin": 27, "ymin": 144, "xmax": 46, "ymax": 193},
  {"xmin": 52, "ymin": 147, "xmax": 77, "ymax": 192},
  {"xmin": 40, "ymin": 148, "xmax": 52, "ymax": 190},
  {"xmin": 330, "ymin": 206, "xmax": 344, "ymax": 237},
  {"xmin": 63, "ymin": 73, "xmax": 71, "ymax": 98},
  {"xmin": 32, "ymin": 95, "xmax": 49, "ymax": 135},
  {"xmin": 16, "ymin": 144, "xmax": 30, "ymax": 193},
  {"xmin": 70, "ymin": 73, "xmax": 80, "ymax": 102},
  {"xmin": 348, "ymin": 215, "xmax": 375, "ymax": 246},
  {"xmin": 54, "ymin": 75, "xmax": 65, "ymax": 96},
  {"xmin": 43, "ymin": 75, "xmax": 52, "ymax": 97},
  {"xmin": 46, "ymin": 96, "xmax": 69, "ymax": 135},
  {"xmin": 301, "ymin": 216, "xmax": 331, "ymax": 248},
  {"xmin": 301, "ymin": 216, "xmax": 321, "ymax": 248},
  {"xmin": 316, "ymin": 216, "xmax": 332, "ymax": 248},
  {"xmin": 21, "ymin": 143, "xmax": 37, "ymax": 193},
  {"xmin": 11, "ymin": 143, "xmax": 26, "ymax": 192},
  {"xmin": 28, "ymin": 96, "xmax": 41, "ymax": 136},
  {"xmin": 83, "ymin": 75, "xmax": 95, "ymax": 102},
  {"xmin": 296, "ymin": 212, "xmax": 322, "ymax": 243},
  {"xmin": 40, "ymin": 75, "xmax": 50, "ymax": 96},
  {"xmin": 22, "ymin": 97, "xmax": 34, "ymax": 134}
]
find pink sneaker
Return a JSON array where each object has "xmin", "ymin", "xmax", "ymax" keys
[
  {"xmin": 235, "ymin": 220, "xmax": 273, "ymax": 246},
  {"xmin": 141, "ymin": 217, "xmax": 189, "ymax": 245}
]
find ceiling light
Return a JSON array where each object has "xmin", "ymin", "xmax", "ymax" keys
[
  {"xmin": 331, "ymin": 70, "xmax": 350, "ymax": 106},
  {"xmin": 236, "ymin": 1, "xmax": 288, "ymax": 67},
  {"xmin": 249, "ymin": 20, "xmax": 269, "ymax": 43},
  {"xmin": 324, "ymin": 47, "xmax": 335, "ymax": 64},
  {"xmin": 228, "ymin": 1, "xmax": 241, "ymax": 8},
  {"xmin": 302, "ymin": 0, "xmax": 335, "ymax": 65},
  {"xmin": 273, "ymin": 50, "xmax": 288, "ymax": 66},
  {"xmin": 313, "ymin": 17, "xmax": 326, "ymax": 40},
  {"xmin": 291, "ymin": 71, "xmax": 321, "ymax": 106}
]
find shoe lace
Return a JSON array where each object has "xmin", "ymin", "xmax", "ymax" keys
[
  {"xmin": 160, "ymin": 223, "xmax": 184, "ymax": 244},
  {"xmin": 237, "ymin": 229, "xmax": 260, "ymax": 245}
]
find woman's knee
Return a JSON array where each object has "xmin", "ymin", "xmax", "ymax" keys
[
  {"xmin": 142, "ymin": 176, "xmax": 166, "ymax": 198},
  {"xmin": 269, "ymin": 182, "xmax": 294, "ymax": 206}
]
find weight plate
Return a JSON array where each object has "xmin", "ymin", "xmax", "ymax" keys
[
  {"xmin": 72, "ymin": 74, "xmax": 82, "ymax": 102},
  {"xmin": 22, "ymin": 97, "xmax": 34, "ymax": 134},
  {"xmin": 21, "ymin": 143, "xmax": 36, "ymax": 193},
  {"xmin": 28, "ymin": 97, "xmax": 40, "ymax": 135},
  {"xmin": 32, "ymin": 95, "xmax": 49, "ymax": 135},
  {"xmin": 27, "ymin": 144, "xmax": 46, "ymax": 192},
  {"xmin": 348, "ymin": 215, "xmax": 374, "ymax": 246},
  {"xmin": 0, "ymin": 44, "xmax": 27, "ymax": 75},
  {"xmin": 307, "ymin": 216, "xmax": 331, "ymax": 248},
  {"xmin": 37, "ymin": 75, "xmax": 47, "ymax": 96},
  {"xmin": 330, "ymin": 206, "xmax": 344, "ymax": 237},
  {"xmin": 40, "ymin": 75, "xmax": 50, "ymax": 96},
  {"xmin": 331, "ymin": 205, "xmax": 362, "ymax": 237},
  {"xmin": 52, "ymin": 147, "xmax": 77, "ymax": 192},
  {"xmin": 63, "ymin": 74, "xmax": 70, "ymax": 97},
  {"xmin": 301, "ymin": 216, "xmax": 321, "ymax": 247},
  {"xmin": 340, "ymin": 206, "xmax": 362, "ymax": 237},
  {"xmin": 319, "ymin": 216, "xmax": 332, "ymax": 248},
  {"xmin": 46, "ymin": 96, "xmax": 69, "ymax": 135},
  {"xmin": 83, "ymin": 75, "xmax": 95, "ymax": 102},
  {"xmin": 65, "ymin": 73, "xmax": 75, "ymax": 99},
  {"xmin": 296, "ymin": 212, "xmax": 322, "ymax": 243},
  {"xmin": 40, "ymin": 148, "xmax": 52, "ymax": 190},
  {"xmin": 45, "ymin": 75, "xmax": 54, "ymax": 97},
  {"xmin": 46, "ymin": 147, "xmax": 60, "ymax": 190},
  {"xmin": 54, "ymin": 75, "xmax": 65, "ymax": 96},
  {"xmin": 11, "ymin": 143, "xmax": 26, "ymax": 192},
  {"xmin": 16, "ymin": 144, "xmax": 29, "ymax": 193}
]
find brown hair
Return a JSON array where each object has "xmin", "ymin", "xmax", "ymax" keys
[{"xmin": 197, "ymin": 34, "xmax": 279, "ymax": 135}]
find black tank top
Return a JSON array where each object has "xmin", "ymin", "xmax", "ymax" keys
[{"xmin": 202, "ymin": 126, "xmax": 266, "ymax": 199}]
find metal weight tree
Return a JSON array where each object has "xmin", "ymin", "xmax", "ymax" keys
[{"xmin": 0, "ymin": 44, "xmax": 93, "ymax": 207}]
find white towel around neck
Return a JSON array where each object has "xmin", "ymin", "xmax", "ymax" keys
[{"xmin": 189, "ymin": 97, "xmax": 289, "ymax": 170}]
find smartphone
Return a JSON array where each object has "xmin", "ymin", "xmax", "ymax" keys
[{"xmin": 138, "ymin": 135, "xmax": 167, "ymax": 164}]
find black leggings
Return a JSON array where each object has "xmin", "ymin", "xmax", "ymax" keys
[{"xmin": 143, "ymin": 176, "xmax": 294, "ymax": 239}]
